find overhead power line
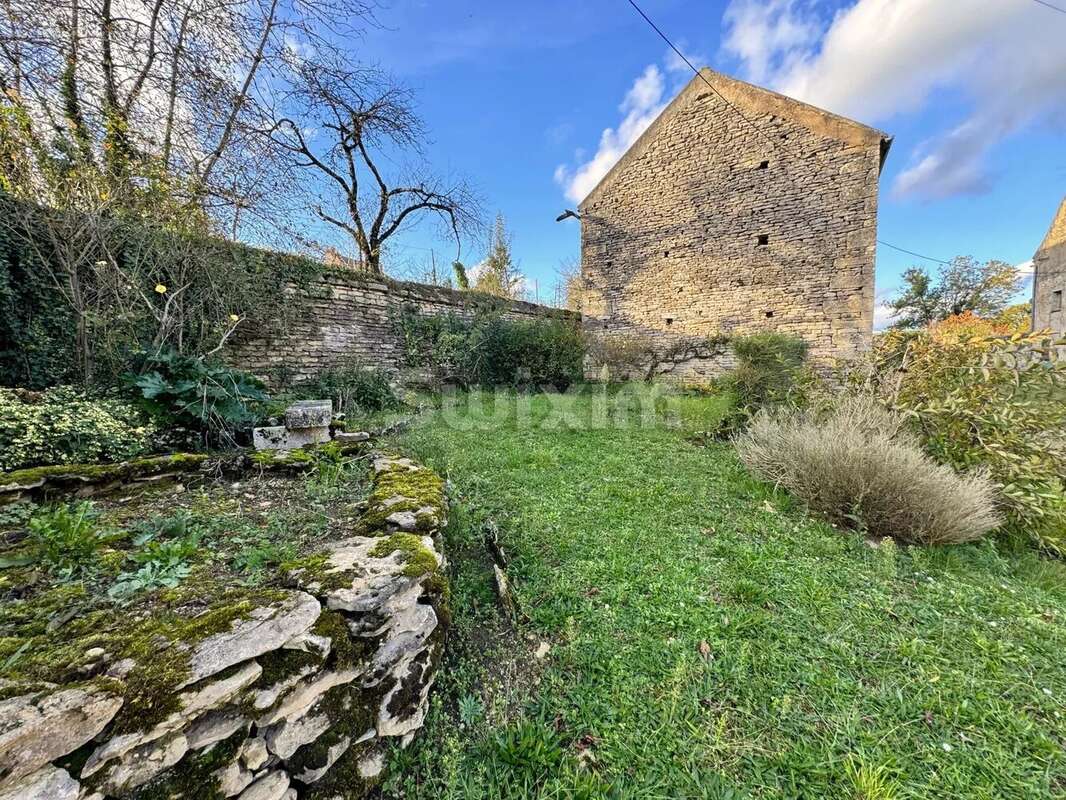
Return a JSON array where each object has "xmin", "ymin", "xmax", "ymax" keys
[
  {"xmin": 623, "ymin": 0, "xmax": 785, "ymax": 156},
  {"xmin": 1029, "ymin": 0, "xmax": 1066, "ymax": 15},
  {"xmin": 876, "ymin": 240, "xmax": 952, "ymax": 266},
  {"xmin": 623, "ymin": 0, "xmax": 957, "ymax": 268}
]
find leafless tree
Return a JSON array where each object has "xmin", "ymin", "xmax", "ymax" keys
[
  {"xmin": 554, "ymin": 255, "xmax": 584, "ymax": 311},
  {"xmin": 261, "ymin": 63, "xmax": 481, "ymax": 276},
  {"xmin": 0, "ymin": 0, "xmax": 376, "ymax": 237}
]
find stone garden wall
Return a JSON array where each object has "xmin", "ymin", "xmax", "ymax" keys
[
  {"xmin": 0, "ymin": 453, "xmax": 449, "ymax": 800},
  {"xmin": 228, "ymin": 271, "xmax": 579, "ymax": 386}
]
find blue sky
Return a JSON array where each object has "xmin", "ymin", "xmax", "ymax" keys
[{"xmin": 347, "ymin": 0, "xmax": 1066, "ymax": 316}]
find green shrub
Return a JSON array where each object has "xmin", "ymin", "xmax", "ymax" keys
[
  {"xmin": 26, "ymin": 502, "xmax": 106, "ymax": 577},
  {"xmin": 714, "ymin": 333, "xmax": 811, "ymax": 436},
  {"xmin": 736, "ymin": 396, "xmax": 1002, "ymax": 545},
  {"xmin": 126, "ymin": 350, "xmax": 268, "ymax": 447},
  {"xmin": 295, "ymin": 360, "xmax": 401, "ymax": 414},
  {"xmin": 476, "ymin": 317, "xmax": 585, "ymax": 389},
  {"xmin": 0, "ymin": 386, "xmax": 157, "ymax": 471},
  {"xmin": 859, "ymin": 321, "xmax": 1066, "ymax": 553},
  {"xmin": 397, "ymin": 306, "xmax": 585, "ymax": 389}
]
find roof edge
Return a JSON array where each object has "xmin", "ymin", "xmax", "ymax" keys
[
  {"xmin": 579, "ymin": 67, "xmax": 891, "ymax": 210},
  {"xmin": 1037, "ymin": 196, "xmax": 1066, "ymax": 253}
]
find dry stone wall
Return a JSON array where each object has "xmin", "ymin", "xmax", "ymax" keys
[
  {"xmin": 0, "ymin": 453, "xmax": 449, "ymax": 800},
  {"xmin": 227, "ymin": 272, "xmax": 579, "ymax": 386},
  {"xmin": 579, "ymin": 68, "xmax": 887, "ymax": 376}
]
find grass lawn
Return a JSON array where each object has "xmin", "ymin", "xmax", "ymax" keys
[{"xmin": 382, "ymin": 387, "xmax": 1066, "ymax": 800}]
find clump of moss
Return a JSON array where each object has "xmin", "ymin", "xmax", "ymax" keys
[
  {"xmin": 372, "ymin": 465, "xmax": 444, "ymax": 509},
  {"xmin": 0, "ymin": 454, "xmax": 208, "ymax": 494},
  {"xmin": 127, "ymin": 726, "xmax": 247, "ymax": 800},
  {"xmin": 256, "ymin": 645, "xmax": 322, "ymax": 689},
  {"xmin": 369, "ymin": 534, "xmax": 438, "ymax": 578},
  {"xmin": 280, "ymin": 552, "xmax": 357, "ymax": 592},
  {"xmin": 250, "ymin": 448, "xmax": 316, "ymax": 469},
  {"xmin": 360, "ymin": 460, "xmax": 446, "ymax": 534},
  {"xmin": 312, "ymin": 610, "xmax": 375, "ymax": 670}
]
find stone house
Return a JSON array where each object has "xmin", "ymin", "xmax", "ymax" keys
[
  {"xmin": 578, "ymin": 68, "xmax": 891, "ymax": 379},
  {"xmin": 323, "ymin": 246, "xmax": 368, "ymax": 271},
  {"xmin": 1032, "ymin": 197, "xmax": 1066, "ymax": 333}
]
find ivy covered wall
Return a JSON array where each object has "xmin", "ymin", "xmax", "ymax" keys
[{"xmin": 0, "ymin": 193, "xmax": 326, "ymax": 388}]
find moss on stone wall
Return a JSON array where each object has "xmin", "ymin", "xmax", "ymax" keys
[
  {"xmin": 0, "ymin": 579, "xmax": 287, "ymax": 736},
  {"xmin": 0, "ymin": 453, "xmax": 208, "ymax": 499},
  {"xmin": 369, "ymin": 534, "xmax": 438, "ymax": 578}
]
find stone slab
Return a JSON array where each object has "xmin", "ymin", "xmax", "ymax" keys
[
  {"xmin": 284, "ymin": 400, "xmax": 333, "ymax": 430},
  {"xmin": 252, "ymin": 426, "xmax": 331, "ymax": 451}
]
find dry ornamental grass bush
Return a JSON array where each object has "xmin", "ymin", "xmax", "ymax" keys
[{"xmin": 736, "ymin": 396, "xmax": 1002, "ymax": 545}]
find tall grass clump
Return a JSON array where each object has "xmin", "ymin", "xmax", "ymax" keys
[{"xmin": 736, "ymin": 396, "xmax": 1002, "ymax": 544}]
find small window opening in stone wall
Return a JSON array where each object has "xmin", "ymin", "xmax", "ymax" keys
[
  {"xmin": 757, "ymin": 234, "xmax": 769, "ymax": 246},
  {"xmin": 758, "ymin": 160, "xmax": 769, "ymax": 169},
  {"xmin": 666, "ymin": 317, "xmax": 674, "ymax": 326},
  {"xmin": 765, "ymin": 310, "xmax": 774, "ymax": 319},
  {"xmin": 664, "ymin": 250, "xmax": 670, "ymax": 257},
  {"xmin": 1053, "ymin": 290, "xmax": 1064, "ymax": 313}
]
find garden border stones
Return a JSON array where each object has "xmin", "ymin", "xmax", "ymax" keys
[{"xmin": 0, "ymin": 450, "xmax": 449, "ymax": 799}]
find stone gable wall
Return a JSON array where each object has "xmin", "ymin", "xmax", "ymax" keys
[
  {"xmin": 1033, "ymin": 241, "xmax": 1066, "ymax": 333},
  {"xmin": 227, "ymin": 272, "xmax": 579, "ymax": 386},
  {"xmin": 579, "ymin": 82, "xmax": 882, "ymax": 376}
]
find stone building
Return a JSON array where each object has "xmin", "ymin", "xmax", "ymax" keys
[
  {"xmin": 1032, "ymin": 197, "xmax": 1066, "ymax": 333},
  {"xmin": 579, "ymin": 68, "xmax": 891, "ymax": 378},
  {"xmin": 323, "ymin": 246, "xmax": 368, "ymax": 272}
]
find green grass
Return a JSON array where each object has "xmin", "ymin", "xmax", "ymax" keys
[{"xmin": 384, "ymin": 387, "xmax": 1066, "ymax": 800}]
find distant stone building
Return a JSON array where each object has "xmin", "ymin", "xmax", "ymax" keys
[
  {"xmin": 1032, "ymin": 197, "xmax": 1066, "ymax": 333},
  {"xmin": 579, "ymin": 68, "xmax": 891, "ymax": 379},
  {"xmin": 323, "ymin": 246, "xmax": 367, "ymax": 272}
]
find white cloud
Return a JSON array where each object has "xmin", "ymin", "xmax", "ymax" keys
[
  {"xmin": 721, "ymin": 0, "xmax": 819, "ymax": 85},
  {"xmin": 554, "ymin": 64, "xmax": 668, "ymax": 204},
  {"xmin": 721, "ymin": 0, "xmax": 1066, "ymax": 200},
  {"xmin": 873, "ymin": 302, "xmax": 899, "ymax": 331},
  {"xmin": 553, "ymin": 44, "xmax": 720, "ymax": 204}
]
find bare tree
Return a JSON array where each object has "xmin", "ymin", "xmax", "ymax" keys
[
  {"xmin": 262, "ymin": 64, "xmax": 480, "ymax": 276},
  {"xmin": 555, "ymin": 255, "xmax": 584, "ymax": 311},
  {"xmin": 0, "ymin": 0, "xmax": 376, "ymax": 237}
]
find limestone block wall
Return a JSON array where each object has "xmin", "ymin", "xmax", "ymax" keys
[
  {"xmin": 1033, "ymin": 199, "xmax": 1066, "ymax": 333},
  {"xmin": 227, "ymin": 272, "xmax": 579, "ymax": 386},
  {"xmin": 0, "ymin": 453, "xmax": 449, "ymax": 800},
  {"xmin": 579, "ymin": 68, "xmax": 886, "ymax": 372}
]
